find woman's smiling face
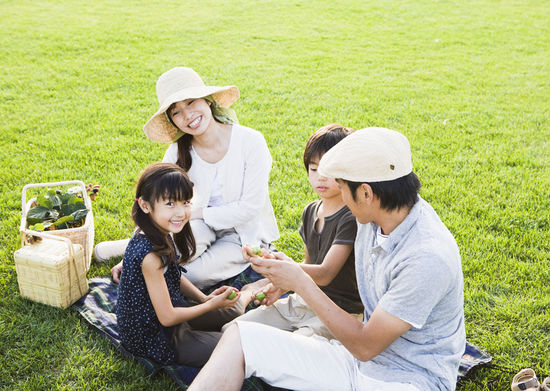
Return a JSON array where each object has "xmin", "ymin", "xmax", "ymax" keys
[{"xmin": 168, "ymin": 98, "xmax": 213, "ymax": 136}]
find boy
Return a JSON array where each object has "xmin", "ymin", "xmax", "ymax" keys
[{"xmin": 224, "ymin": 124, "xmax": 363, "ymax": 339}]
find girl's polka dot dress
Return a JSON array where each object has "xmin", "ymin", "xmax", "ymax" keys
[{"xmin": 116, "ymin": 232, "xmax": 185, "ymax": 364}]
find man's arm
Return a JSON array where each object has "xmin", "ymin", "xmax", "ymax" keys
[
  {"xmin": 297, "ymin": 273, "xmax": 411, "ymax": 361},
  {"xmin": 249, "ymin": 256, "xmax": 411, "ymax": 361}
]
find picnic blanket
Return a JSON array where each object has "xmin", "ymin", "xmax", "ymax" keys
[{"xmin": 73, "ymin": 277, "xmax": 492, "ymax": 390}]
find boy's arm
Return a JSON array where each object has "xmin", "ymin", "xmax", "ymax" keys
[
  {"xmin": 249, "ymin": 256, "xmax": 411, "ymax": 361},
  {"xmin": 300, "ymin": 244, "xmax": 353, "ymax": 286}
]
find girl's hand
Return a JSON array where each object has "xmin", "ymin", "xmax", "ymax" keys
[
  {"xmin": 205, "ymin": 285, "xmax": 233, "ymax": 300},
  {"xmin": 207, "ymin": 286, "xmax": 240, "ymax": 309},
  {"xmin": 111, "ymin": 261, "xmax": 123, "ymax": 283}
]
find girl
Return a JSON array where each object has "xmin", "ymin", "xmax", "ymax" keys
[
  {"xmin": 97, "ymin": 67, "xmax": 279, "ymax": 290},
  {"xmin": 116, "ymin": 163, "xmax": 259, "ymax": 367}
]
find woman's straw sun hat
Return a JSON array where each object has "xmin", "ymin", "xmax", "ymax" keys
[{"xmin": 143, "ymin": 67, "xmax": 240, "ymax": 143}]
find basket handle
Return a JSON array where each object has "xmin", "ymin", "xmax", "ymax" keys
[
  {"xmin": 21, "ymin": 229, "xmax": 75, "ymax": 259},
  {"xmin": 21, "ymin": 180, "xmax": 91, "ymax": 232}
]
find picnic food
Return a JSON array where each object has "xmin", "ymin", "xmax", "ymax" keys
[
  {"xmin": 255, "ymin": 292, "xmax": 266, "ymax": 302},
  {"xmin": 226, "ymin": 290, "xmax": 237, "ymax": 300},
  {"xmin": 246, "ymin": 245, "xmax": 263, "ymax": 257}
]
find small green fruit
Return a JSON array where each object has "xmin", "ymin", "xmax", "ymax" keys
[
  {"xmin": 29, "ymin": 223, "xmax": 45, "ymax": 231},
  {"xmin": 255, "ymin": 292, "xmax": 266, "ymax": 301},
  {"xmin": 227, "ymin": 291, "xmax": 237, "ymax": 300},
  {"xmin": 251, "ymin": 245, "xmax": 262, "ymax": 256}
]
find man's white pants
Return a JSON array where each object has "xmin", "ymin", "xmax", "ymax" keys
[{"xmin": 236, "ymin": 321, "xmax": 420, "ymax": 391}]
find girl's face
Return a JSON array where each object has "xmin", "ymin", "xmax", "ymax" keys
[
  {"xmin": 168, "ymin": 98, "xmax": 213, "ymax": 136},
  {"xmin": 308, "ymin": 157, "xmax": 341, "ymax": 200},
  {"xmin": 141, "ymin": 197, "xmax": 192, "ymax": 235}
]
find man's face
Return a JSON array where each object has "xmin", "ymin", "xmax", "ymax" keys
[{"xmin": 337, "ymin": 180, "xmax": 372, "ymax": 224}]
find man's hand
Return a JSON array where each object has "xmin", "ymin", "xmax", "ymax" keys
[{"xmin": 248, "ymin": 252, "xmax": 310, "ymax": 293}]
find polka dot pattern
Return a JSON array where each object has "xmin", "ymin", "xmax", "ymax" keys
[{"xmin": 116, "ymin": 233, "xmax": 185, "ymax": 364}]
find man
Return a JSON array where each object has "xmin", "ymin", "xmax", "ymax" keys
[{"xmin": 188, "ymin": 127, "xmax": 465, "ymax": 391}]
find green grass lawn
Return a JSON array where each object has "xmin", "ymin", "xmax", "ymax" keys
[{"xmin": 1, "ymin": 0, "xmax": 549, "ymax": 389}]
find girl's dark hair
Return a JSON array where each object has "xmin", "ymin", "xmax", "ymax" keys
[
  {"xmin": 344, "ymin": 172, "xmax": 421, "ymax": 211},
  {"xmin": 303, "ymin": 124, "xmax": 353, "ymax": 170},
  {"xmin": 133, "ymin": 163, "xmax": 196, "ymax": 267}
]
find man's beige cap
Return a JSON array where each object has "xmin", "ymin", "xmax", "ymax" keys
[{"xmin": 318, "ymin": 127, "xmax": 412, "ymax": 182}]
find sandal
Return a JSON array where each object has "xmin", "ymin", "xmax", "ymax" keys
[
  {"xmin": 541, "ymin": 377, "xmax": 550, "ymax": 391},
  {"xmin": 511, "ymin": 368, "xmax": 540, "ymax": 391}
]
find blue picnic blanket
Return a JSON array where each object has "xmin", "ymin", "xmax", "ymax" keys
[{"xmin": 73, "ymin": 277, "xmax": 492, "ymax": 390}]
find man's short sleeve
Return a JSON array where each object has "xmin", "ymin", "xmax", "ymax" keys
[{"xmin": 378, "ymin": 256, "xmax": 452, "ymax": 328}]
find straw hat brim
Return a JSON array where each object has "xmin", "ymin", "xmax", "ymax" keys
[{"xmin": 143, "ymin": 85, "xmax": 239, "ymax": 143}]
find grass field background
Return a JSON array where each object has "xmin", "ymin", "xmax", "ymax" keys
[{"xmin": 1, "ymin": 0, "xmax": 549, "ymax": 389}]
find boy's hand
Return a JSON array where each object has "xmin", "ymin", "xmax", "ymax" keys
[
  {"xmin": 253, "ymin": 282, "xmax": 286, "ymax": 306},
  {"xmin": 242, "ymin": 244, "xmax": 274, "ymax": 261},
  {"xmin": 207, "ymin": 286, "xmax": 240, "ymax": 309}
]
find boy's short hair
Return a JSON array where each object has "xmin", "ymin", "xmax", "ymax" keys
[
  {"xmin": 303, "ymin": 124, "xmax": 353, "ymax": 170},
  {"xmin": 343, "ymin": 172, "xmax": 421, "ymax": 211}
]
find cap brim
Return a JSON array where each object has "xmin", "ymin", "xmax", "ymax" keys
[{"xmin": 318, "ymin": 128, "xmax": 413, "ymax": 182}]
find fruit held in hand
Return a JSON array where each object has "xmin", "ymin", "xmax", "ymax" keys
[
  {"xmin": 247, "ymin": 245, "xmax": 263, "ymax": 257},
  {"xmin": 255, "ymin": 292, "xmax": 266, "ymax": 301},
  {"xmin": 227, "ymin": 290, "xmax": 237, "ymax": 300}
]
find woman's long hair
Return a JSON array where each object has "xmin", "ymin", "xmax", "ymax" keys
[{"xmin": 132, "ymin": 163, "xmax": 196, "ymax": 267}]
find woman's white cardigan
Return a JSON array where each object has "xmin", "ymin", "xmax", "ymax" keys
[{"xmin": 162, "ymin": 124, "xmax": 279, "ymax": 246}]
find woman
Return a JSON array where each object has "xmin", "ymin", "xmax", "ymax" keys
[{"xmin": 97, "ymin": 67, "xmax": 279, "ymax": 290}]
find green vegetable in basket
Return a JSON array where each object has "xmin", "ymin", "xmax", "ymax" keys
[
  {"xmin": 28, "ymin": 223, "xmax": 46, "ymax": 231},
  {"xmin": 27, "ymin": 188, "xmax": 89, "ymax": 231},
  {"xmin": 53, "ymin": 215, "xmax": 75, "ymax": 227}
]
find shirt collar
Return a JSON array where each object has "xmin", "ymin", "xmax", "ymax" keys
[{"xmin": 371, "ymin": 195, "xmax": 422, "ymax": 253}]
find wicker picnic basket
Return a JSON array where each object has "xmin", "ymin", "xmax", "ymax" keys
[
  {"xmin": 20, "ymin": 180, "xmax": 94, "ymax": 270},
  {"xmin": 14, "ymin": 230, "xmax": 89, "ymax": 308}
]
